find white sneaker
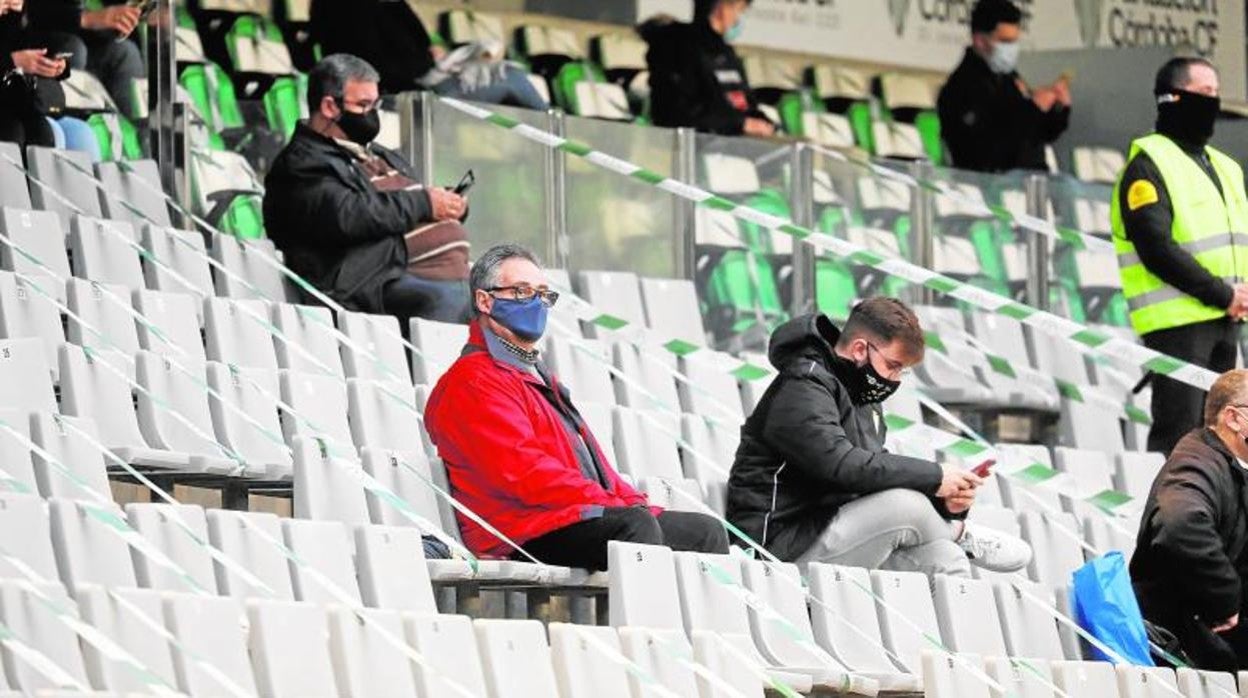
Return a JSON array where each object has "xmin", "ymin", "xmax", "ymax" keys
[{"xmin": 957, "ymin": 523, "xmax": 1033, "ymax": 572}]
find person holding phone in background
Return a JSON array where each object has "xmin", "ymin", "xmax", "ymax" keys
[
  {"xmin": 26, "ymin": 0, "xmax": 146, "ymax": 117},
  {"xmin": 265, "ymin": 54, "xmax": 474, "ymax": 325},
  {"xmin": 0, "ymin": 0, "xmax": 71, "ymax": 149}
]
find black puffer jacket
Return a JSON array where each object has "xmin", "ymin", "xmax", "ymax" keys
[
  {"xmin": 263, "ymin": 123, "xmax": 432, "ymax": 314},
  {"xmin": 726, "ymin": 314, "xmax": 946, "ymax": 561},
  {"xmin": 1132, "ymin": 428, "xmax": 1248, "ymax": 634}
]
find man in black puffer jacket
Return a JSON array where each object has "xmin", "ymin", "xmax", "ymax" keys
[
  {"xmin": 727, "ymin": 298, "xmax": 1031, "ymax": 576},
  {"xmin": 1132, "ymin": 369, "xmax": 1248, "ymax": 670}
]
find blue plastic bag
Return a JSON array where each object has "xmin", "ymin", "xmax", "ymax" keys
[{"xmin": 1070, "ymin": 551, "xmax": 1154, "ymax": 666}]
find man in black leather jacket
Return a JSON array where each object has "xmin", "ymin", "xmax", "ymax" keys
[
  {"xmin": 264, "ymin": 54, "xmax": 471, "ymax": 322},
  {"xmin": 1133, "ymin": 369, "xmax": 1248, "ymax": 670}
]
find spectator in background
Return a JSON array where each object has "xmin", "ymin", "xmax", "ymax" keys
[
  {"xmin": 640, "ymin": 0, "xmax": 775, "ymax": 137},
  {"xmin": 937, "ymin": 0, "xmax": 1070, "ymax": 172},
  {"xmin": 310, "ymin": 0, "xmax": 547, "ymax": 110},
  {"xmin": 1132, "ymin": 369, "xmax": 1248, "ymax": 670},
  {"xmin": 0, "ymin": 0, "xmax": 69, "ymax": 149},
  {"xmin": 27, "ymin": 0, "xmax": 146, "ymax": 118},
  {"xmin": 264, "ymin": 54, "xmax": 472, "ymax": 324},
  {"xmin": 727, "ymin": 300, "xmax": 1031, "ymax": 576},
  {"xmin": 425, "ymin": 243, "xmax": 730, "ymax": 571}
]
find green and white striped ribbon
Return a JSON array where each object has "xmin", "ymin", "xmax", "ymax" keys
[{"xmin": 439, "ymin": 96, "xmax": 1216, "ymax": 395}]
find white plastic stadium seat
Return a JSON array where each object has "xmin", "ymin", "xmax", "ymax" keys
[
  {"xmin": 125, "ymin": 502, "xmax": 218, "ymax": 594},
  {"xmin": 328, "ymin": 607, "xmax": 420, "ymax": 698},
  {"xmin": 409, "ymin": 317, "xmax": 468, "ymax": 386},
  {"xmin": 204, "ymin": 297, "xmax": 279, "ymax": 371},
  {"xmin": 0, "ymin": 581, "xmax": 91, "ymax": 693},
  {"xmin": 0, "ymin": 337, "xmax": 56, "ymax": 414},
  {"xmin": 404, "ymin": 613, "xmax": 492, "ymax": 697},
  {"xmin": 65, "ymin": 278, "xmax": 139, "ymax": 359},
  {"xmin": 280, "ymin": 369, "xmax": 357, "ymax": 457},
  {"xmin": 75, "ymin": 585, "xmax": 177, "ymax": 692},
  {"xmin": 132, "ymin": 289, "xmax": 205, "ymax": 361},
  {"xmin": 163, "ymin": 593, "xmax": 260, "ymax": 696},
  {"xmin": 29, "ymin": 412, "xmax": 111, "ymax": 501},
  {"xmin": 991, "ymin": 577, "xmax": 1065, "ymax": 660},
  {"xmin": 205, "ymin": 509, "xmax": 296, "ymax": 600},
  {"xmin": 1175, "ymin": 667, "xmax": 1237, "ymax": 698},
  {"xmin": 1051, "ymin": 660, "xmax": 1122, "ymax": 698},
  {"xmin": 932, "ymin": 575, "xmax": 1008, "ymax": 656},
  {"xmin": 280, "ymin": 518, "xmax": 361, "ymax": 605},
  {"xmin": 247, "ymin": 599, "xmax": 338, "ymax": 698},
  {"xmin": 1072, "ymin": 146, "xmax": 1126, "ymax": 184},
  {"xmin": 0, "ymin": 492, "xmax": 59, "ymax": 580},
  {"xmin": 806, "ymin": 563, "xmax": 921, "ymax": 692},
  {"xmin": 205, "ymin": 363, "xmax": 292, "ymax": 480},
  {"xmin": 338, "ymin": 310, "xmax": 410, "ymax": 383},
  {"xmin": 134, "ymin": 351, "xmax": 239, "ymax": 474},
  {"xmin": 353, "ymin": 524, "xmax": 438, "ymax": 614},
  {"xmin": 475, "ymin": 619, "xmax": 563, "ymax": 697},
  {"xmin": 48, "ymin": 498, "xmax": 139, "ymax": 589},
  {"xmin": 1116, "ymin": 665, "xmax": 1178, "ymax": 698},
  {"xmin": 347, "ymin": 379, "xmax": 423, "ymax": 454},
  {"xmin": 549, "ymin": 623, "xmax": 632, "ymax": 698},
  {"xmin": 0, "ymin": 269, "xmax": 65, "ymax": 378},
  {"xmin": 271, "ymin": 303, "xmax": 345, "ymax": 377},
  {"xmin": 69, "ymin": 215, "xmax": 144, "ymax": 290},
  {"xmin": 26, "ymin": 147, "xmax": 101, "ymax": 224},
  {"xmin": 96, "ymin": 160, "xmax": 172, "ymax": 227},
  {"xmin": 982, "ymin": 655, "xmax": 1059, "ymax": 698},
  {"xmin": 0, "ymin": 207, "xmax": 70, "ymax": 304},
  {"xmin": 920, "ymin": 651, "xmax": 990, "ymax": 698},
  {"xmin": 870, "ymin": 568, "xmax": 944, "ymax": 674}
]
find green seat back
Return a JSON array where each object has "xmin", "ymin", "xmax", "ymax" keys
[
  {"xmin": 264, "ymin": 76, "xmax": 302, "ymax": 140},
  {"xmin": 221, "ymin": 196, "xmax": 265, "ymax": 240},
  {"xmin": 915, "ymin": 110, "xmax": 943, "ymax": 165}
]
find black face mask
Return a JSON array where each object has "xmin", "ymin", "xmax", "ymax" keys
[
  {"xmin": 1156, "ymin": 89, "xmax": 1220, "ymax": 146},
  {"xmin": 832, "ymin": 354, "xmax": 901, "ymax": 405},
  {"xmin": 336, "ymin": 102, "xmax": 381, "ymax": 145}
]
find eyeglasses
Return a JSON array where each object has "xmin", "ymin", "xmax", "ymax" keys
[
  {"xmin": 488, "ymin": 285, "xmax": 560, "ymax": 307},
  {"xmin": 867, "ymin": 341, "xmax": 910, "ymax": 378}
]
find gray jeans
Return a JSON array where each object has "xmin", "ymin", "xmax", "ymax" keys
[{"xmin": 795, "ymin": 488, "xmax": 972, "ymax": 577}]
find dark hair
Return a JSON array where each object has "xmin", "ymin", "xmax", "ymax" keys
[
  {"xmin": 469, "ymin": 243, "xmax": 541, "ymax": 316},
  {"xmin": 1154, "ymin": 56, "xmax": 1216, "ymax": 96},
  {"xmin": 694, "ymin": 0, "xmax": 751, "ymax": 20},
  {"xmin": 1204, "ymin": 369, "xmax": 1248, "ymax": 427},
  {"xmin": 307, "ymin": 54, "xmax": 380, "ymax": 113},
  {"xmin": 971, "ymin": 0, "xmax": 1022, "ymax": 34},
  {"xmin": 835, "ymin": 297, "xmax": 925, "ymax": 360}
]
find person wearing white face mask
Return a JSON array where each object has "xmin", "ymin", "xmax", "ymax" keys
[
  {"xmin": 937, "ymin": 0, "xmax": 1071, "ymax": 173},
  {"xmin": 1132, "ymin": 369, "xmax": 1248, "ymax": 670}
]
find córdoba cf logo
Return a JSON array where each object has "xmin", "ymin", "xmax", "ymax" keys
[
  {"xmin": 887, "ymin": 0, "xmax": 911, "ymax": 37},
  {"xmin": 1075, "ymin": 0, "xmax": 1103, "ymax": 48}
]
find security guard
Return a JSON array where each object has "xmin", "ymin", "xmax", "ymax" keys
[{"xmin": 1112, "ymin": 57, "xmax": 1248, "ymax": 456}]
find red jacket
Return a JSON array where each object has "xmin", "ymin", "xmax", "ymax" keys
[{"xmin": 424, "ymin": 323, "xmax": 652, "ymax": 558}]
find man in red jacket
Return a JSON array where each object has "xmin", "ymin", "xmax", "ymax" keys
[{"xmin": 425, "ymin": 243, "xmax": 729, "ymax": 570}]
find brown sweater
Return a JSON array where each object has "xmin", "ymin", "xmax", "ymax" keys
[{"xmin": 338, "ymin": 138, "xmax": 470, "ymax": 281}]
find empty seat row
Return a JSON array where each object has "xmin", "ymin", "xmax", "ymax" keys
[{"xmin": 0, "ymin": 572, "xmax": 695, "ymax": 698}]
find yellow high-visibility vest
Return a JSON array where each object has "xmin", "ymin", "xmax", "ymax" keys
[{"xmin": 1111, "ymin": 133, "xmax": 1248, "ymax": 335}]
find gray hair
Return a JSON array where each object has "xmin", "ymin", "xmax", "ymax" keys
[
  {"xmin": 307, "ymin": 54, "xmax": 380, "ymax": 113},
  {"xmin": 469, "ymin": 243, "xmax": 542, "ymax": 316}
]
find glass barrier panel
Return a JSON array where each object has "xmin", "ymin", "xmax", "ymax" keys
[
  {"xmin": 428, "ymin": 100, "xmax": 552, "ymax": 256},
  {"xmin": 693, "ymin": 134, "xmax": 794, "ymax": 351},
  {"xmin": 562, "ymin": 115, "xmax": 680, "ymax": 277},
  {"xmin": 1048, "ymin": 176, "xmax": 1127, "ymax": 330}
]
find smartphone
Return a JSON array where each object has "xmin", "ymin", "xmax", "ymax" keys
[
  {"xmin": 971, "ymin": 458, "xmax": 996, "ymax": 478},
  {"xmin": 52, "ymin": 52, "xmax": 74, "ymax": 60},
  {"xmin": 452, "ymin": 169, "xmax": 475, "ymax": 196}
]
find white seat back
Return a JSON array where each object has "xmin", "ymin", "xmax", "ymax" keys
[
  {"xmin": 353, "ymin": 524, "xmax": 437, "ymax": 613},
  {"xmin": 607, "ymin": 541, "xmax": 682, "ymax": 630},
  {"xmin": 280, "ymin": 518, "xmax": 360, "ymax": 605},
  {"xmin": 549, "ymin": 623, "xmax": 632, "ymax": 698},
  {"xmin": 932, "ymin": 574, "xmax": 1008, "ymax": 656},
  {"xmin": 475, "ymin": 619, "xmax": 563, "ymax": 698},
  {"xmin": 338, "ymin": 310, "xmax": 409, "ymax": 383},
  {"xmin": 247, "ymin": 599, "xmax": 338, "ymax": 698},
  {"xmin": 205, "ymin": 509, "xmax": 295, "ymax": 600},
  {"xmin": 870, "ymin": 568, "xmax": 942, "ymax": 673},
  {"xmin": 404, "ymin": 613, "xmax": 491, "ymax": 697},
  {"xmin": 163, "ymin": 593, "xmax": 258, "ymax": 696},
  {"xmin": 125, "ymin": 502, "xmax": 217, "ymax": 594}
]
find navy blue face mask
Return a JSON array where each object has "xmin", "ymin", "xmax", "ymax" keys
[{"xmin": 489, "ymin": 295, "xmax": 549, "ymax": 342}]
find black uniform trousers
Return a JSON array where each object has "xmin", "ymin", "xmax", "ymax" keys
[{"xmin": 1143, "ymin": 317, "xmax": 1240, "ymax": 455}]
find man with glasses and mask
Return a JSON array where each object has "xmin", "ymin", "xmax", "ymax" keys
[
  {"xmin": 1132, "ymin": 369, "xmax": 1248, "ymax": 670},
  {"xmin": 727, "ymin": 299, "xmax": 1031, "ymax": 576},
  {"xmin": 424, "ymin": 244, "xmax": 729, "ymax": 570},
  {"xmin": 1112, "ymin": 57, "xmax": 1248, "ymax": 457},
  {"xmin": 937, "ymin": 0, "xmax": 1071, "ymax": 172},
  {"xmin": 265, "ymin": 54, "xmax": 472, "ymax": 324}
]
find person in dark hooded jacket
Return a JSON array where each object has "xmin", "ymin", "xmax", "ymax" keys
[{"xmin": 726, "ymin": 298, "xmax": 1032, "ymax": 575}]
